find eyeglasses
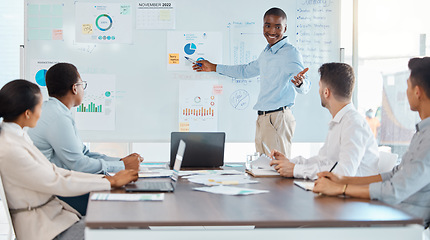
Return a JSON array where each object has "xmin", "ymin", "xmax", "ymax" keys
[{"xmin": 75, "ymin": 81, "xmax": 87, "ymax": 90}]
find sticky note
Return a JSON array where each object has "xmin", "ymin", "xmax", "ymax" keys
[
  {"xmin": 27, "ymin": 4, "xmax": 39, "ymax": 16},
  {"xmin": 159, "ymin": 10, "xmax": 171, "ymax": 20},
  {"xmin": 213, "ymin": 85, "xmax": 223, "ymax": 95},
  {"xmin": 39, "ymin": 17, "xmax": 51, "ymax": 28},
  {"xmin": 120, "ymin": 5, "xmax": 130, "ymax": 15},
  {"xmin": 39, "ymin": 5, "xmax": 50, "ymax": 15},
  {"xmin": 52, "ymin": 29, "xmax": 63, "ymax": 40},
  {"xmin": 28, "ymin": 17, "xmax": 40, "ymax": 28},
  {"xmin": 179, "ymin": 122, "xmax": 189, "ymax": 132},
  {"xmin": 82, "ymin": 24, "xmax": 93, "ymax": 34},
  {"xmin": 51, "ymin": 5, "xmax": 63, "ymax": 16},
  {"xmin": 52, "ymin": 17, "xmax": 63, "ymax": 28},
  {"xmin": 169, "ymin": 53, "xmax": 179, "ymax": 64}
]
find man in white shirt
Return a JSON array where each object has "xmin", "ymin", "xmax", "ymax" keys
[{"xmin": 269, "ymin": 63, "xmax": 379, "ymax": 179}]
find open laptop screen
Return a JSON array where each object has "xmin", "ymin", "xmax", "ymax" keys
[
  {"xmin": 171, "ymin": 139, "xmax": 185, "ymax": 182},
  {"xmin": 170, "ymin": 132, "xmax": 225, "ymax": 168}
]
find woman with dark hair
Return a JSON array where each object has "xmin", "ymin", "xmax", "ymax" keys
[{"xmin": 0, "ymin": 79, "xmax": 138, "ymax": 239}]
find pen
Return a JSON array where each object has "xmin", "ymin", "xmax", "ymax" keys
[
  {"xmin": 329, "ymin": 162, "xmax": 338, "ymax": 172},
  {"xmin": 262, "ymin": 142, "xmax": 271, "ymax": 155},
  {"xmin": 262, "ymin": 142, "xmax": 276, "ymax": 160},
  {"xmin": 184, "ymin": 56, "xmax": 202, "ymax": 67}
]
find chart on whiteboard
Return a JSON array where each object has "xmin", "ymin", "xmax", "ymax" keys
[
  {"xmin": 178, "ymin": 80, "xmax": 218, "ymax": 132},
  {"xmin": 167, "ymin": 32, "xmax": 222, "ymax": 71},
  {"xmin": 74, "ymin": 74, "xmax": 116, "ymax": 131},
  {"xmin": 227, "ymin": 21, "xmax": 265, "ymax": 65},
  {"xmin": 74, "ymin": 2, "xmax": 132, "ymax": 44}
]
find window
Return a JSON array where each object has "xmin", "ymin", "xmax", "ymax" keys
[
  {"xmin": 357, "ymin": 0, "xmax": 430, "ymax": 157},
  {"xmin": 0, "ymin": 0, "xmax": 24, "ymax": 87}
]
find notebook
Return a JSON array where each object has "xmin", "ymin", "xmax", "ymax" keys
[
  {"xmin": 170, "ymin": 132, "xmax": 225, "ymax": 168},
  {"xmin": 245, "ymin": 154, "xmax": 280, "ymax": 178},
  {"xmin": 294, "ymin": 181, "xmax": 315, "ymax": 191},
  {"xmin": 125, "ymin": 140, "xmax": 186, "ymax": 192}
]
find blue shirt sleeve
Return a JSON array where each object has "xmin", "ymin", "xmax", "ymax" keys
[
  {"xmin": 216, "ymin": 59, "xmax": 260, "ymax": 79},
  {"xmin": 369, "ymin": 147, "xmax": 430, "ymax": 205},
  {"xmin": 82, "ymin": 145, "xmax": 124, "ymax": 172}
]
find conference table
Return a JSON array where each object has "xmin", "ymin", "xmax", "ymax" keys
[{"xmin": 85, "ymin": 165, "xmax": 423, "ymax": 240}]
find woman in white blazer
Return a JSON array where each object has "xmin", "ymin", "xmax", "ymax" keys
[{"xmin": 0, "ymin": 80, "xmax": 138, "ymax": 240}]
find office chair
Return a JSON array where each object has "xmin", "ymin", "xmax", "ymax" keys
[
  {"xmin": 378, "ymin": 151, "xmax": 398, "ymax": 173},
  {"xmin": 0, "ymin": 174, "xmax": 16, "ymax": 240}
]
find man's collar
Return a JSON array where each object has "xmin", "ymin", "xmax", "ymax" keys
[
  {"xmin": 416, "ymin": 117, "xmax": 430, "ymax": 132},
  {"xmin": 330, "ymin": 103, "xmax": 355, "ymax": 124},
  {"xmin": 265, "ymin": 36, "xmax": 288, "ymax": 53}
]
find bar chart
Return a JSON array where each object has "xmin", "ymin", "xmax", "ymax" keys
[
  {"xmin": 182, "ymin": 107, "xmax": 214, "ymax": 117},
  {"xmin": 77, "ymin": 102, "xmax": 103, "ymax": 113}
]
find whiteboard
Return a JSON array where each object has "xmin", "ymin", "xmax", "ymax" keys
[{"xmin": 24, "ymin": 0, "xmax": 338, "ymax": 142}]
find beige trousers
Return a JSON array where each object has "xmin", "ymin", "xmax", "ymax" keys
[{"xmin": 255, "ymin": 108, "xmax": 296, "ymax": 158}]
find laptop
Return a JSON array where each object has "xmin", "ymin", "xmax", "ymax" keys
[
  {"xmin": 170, "ymin": 132, "xmax": 225, "ymax": 168},
  {"xmin": 125, "ymin": 140, "xmax": 186, "ymax": 192}
]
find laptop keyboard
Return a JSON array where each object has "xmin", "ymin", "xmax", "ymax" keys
[{"xmin": 139, "ymin": 182, "xmax": 172, "ymax": 190}]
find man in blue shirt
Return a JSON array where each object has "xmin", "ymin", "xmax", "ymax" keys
[
  {"xmin": 313, "ymin": 57, "xmax": 430, "ymax": 230},
  {"xmin": 193, "ymin": 7, "xmax": 310, "ymax": 157}
]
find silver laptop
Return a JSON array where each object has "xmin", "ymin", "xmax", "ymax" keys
[{"xmin": 125, "ymin": 140, "xmax": 185, "ymax": 192}]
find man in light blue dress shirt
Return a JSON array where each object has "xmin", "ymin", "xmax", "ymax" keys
[
  {"xmin": 192, "ymin": 7, "xmax": 310, "ymax": 158},
  {"xmin": 28, "ymin": 63, "xmax": 143, "ymax": 215},
  {"xmin": 313, "ymin": 57, "xmax": 430, "ymax": 229}
]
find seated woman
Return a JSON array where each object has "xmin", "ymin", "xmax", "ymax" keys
[
  {"xmin": 0, "ymin": 80, "xmax": 138, "ymax": 240},
  {"xmin": 313, "ymin": 57, "xmax": 430, "ymax": 230}
]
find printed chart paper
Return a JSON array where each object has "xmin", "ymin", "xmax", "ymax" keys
[
  {"xmin": 30, "ymin": 60, "xmax": 61, "ymax": 100},
  {"xmin": 136, "ymin": 1, "xmax": 176, "ymax": 29},
  {"xmin": 227, "ymin": 21, "xmax": 266, "ymax": 65},
  {"xmin": 75, "ymin": 2, "xmax": 132, "ymax": 44},
  {"xmin": 74, "ymin": 74, "xmax": 116, "ymax": 130},
  {"xmin": 167, "ymin": 32, "xmax": 222, "ymax": 71},
  {"xmin": 179, "ymin": 80, "xmax": 218, "ymax": 132}
]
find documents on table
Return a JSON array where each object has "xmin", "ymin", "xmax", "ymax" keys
[
  {"xmin": 179, "ymin": 169, "xmax": 243, "ymax": 177},
  {"xmin": 246, "ymin": 169, "xmax": 280, "ymax": 177},
  {"xmin": 251, "ymin": 154, "xmax": 275, "ymax": 170},
  {"xmin": 91, "ymin": 193, "xmax": 164, "ymax": 201},
  {"xmin": 294, "ymin": 181, "xmax": 315, "ymax": 191},
  {"xmin": 223, "ymin": 164, "xmax": 243, "ymax": 167},
  {"xmin": 193, "ymin": 185, "xmax": 269, "ymax": 196},
  {"xmin": 140, "ymin": 162, "xmax": 169, "ymax": 169},
  {"xmin": 187, "ymin": 174, "xmax": 259, "ymax": 186}
]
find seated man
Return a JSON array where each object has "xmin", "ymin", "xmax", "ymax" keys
[
  {"xmin": 313, "ymin": 57, "xmax": 430, "ymax": 229},
  {"xmin": 270, "ymin": 63, "xmax": 379, "ymax": 179},
  {"xmin": 28, "ymin": 63, "xmax": 143, "ymax": 215}
]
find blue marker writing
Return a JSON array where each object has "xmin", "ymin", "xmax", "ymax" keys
[{"xmin": 184, "ymin": 56, "xmax": 202, "ymax": 67}]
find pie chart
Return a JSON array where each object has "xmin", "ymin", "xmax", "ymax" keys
[
  {"xmin": 35, "ymin": 69, "xmax": 47, "ymax": 86},
  {"xmin": 184, "ymin": 43, "xmax": 197, "ymax": 55},
  {"xmin": 96, "ymin": 14, "xmax": 113, "ymax": 31}
]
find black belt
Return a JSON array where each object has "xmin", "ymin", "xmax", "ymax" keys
[{"xmin": 257, "ymin": 106, "xmax": 289, "ymax": 115}]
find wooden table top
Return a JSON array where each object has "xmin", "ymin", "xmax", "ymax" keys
[{"xmin": 86, "ymin": 167, "xmax": 422, "ymax": 229}]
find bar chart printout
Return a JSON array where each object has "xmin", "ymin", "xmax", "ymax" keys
[
  {"xmin": 179, "ymin": 80, "xmax": 218, "ymax": 132},
  {"xmin": 77, "ymin": 102, "xmax": 103, "ymax": 112},
  {"xmin": 74, "ymin": 74, "xmax": 116, "ymax": 130}
]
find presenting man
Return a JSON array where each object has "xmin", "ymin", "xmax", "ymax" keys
[{"xmin": 193, "ymin": 7, "xmax": 310, "ymax": 158}]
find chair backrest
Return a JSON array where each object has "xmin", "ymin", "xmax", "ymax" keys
[
  {"xmin": 378, "ymin": 151, "xmax": 398, "ymax": 173},
  {"xmin": 0, "ymin": 174, "xmax": 16, "ymax": 240}
]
